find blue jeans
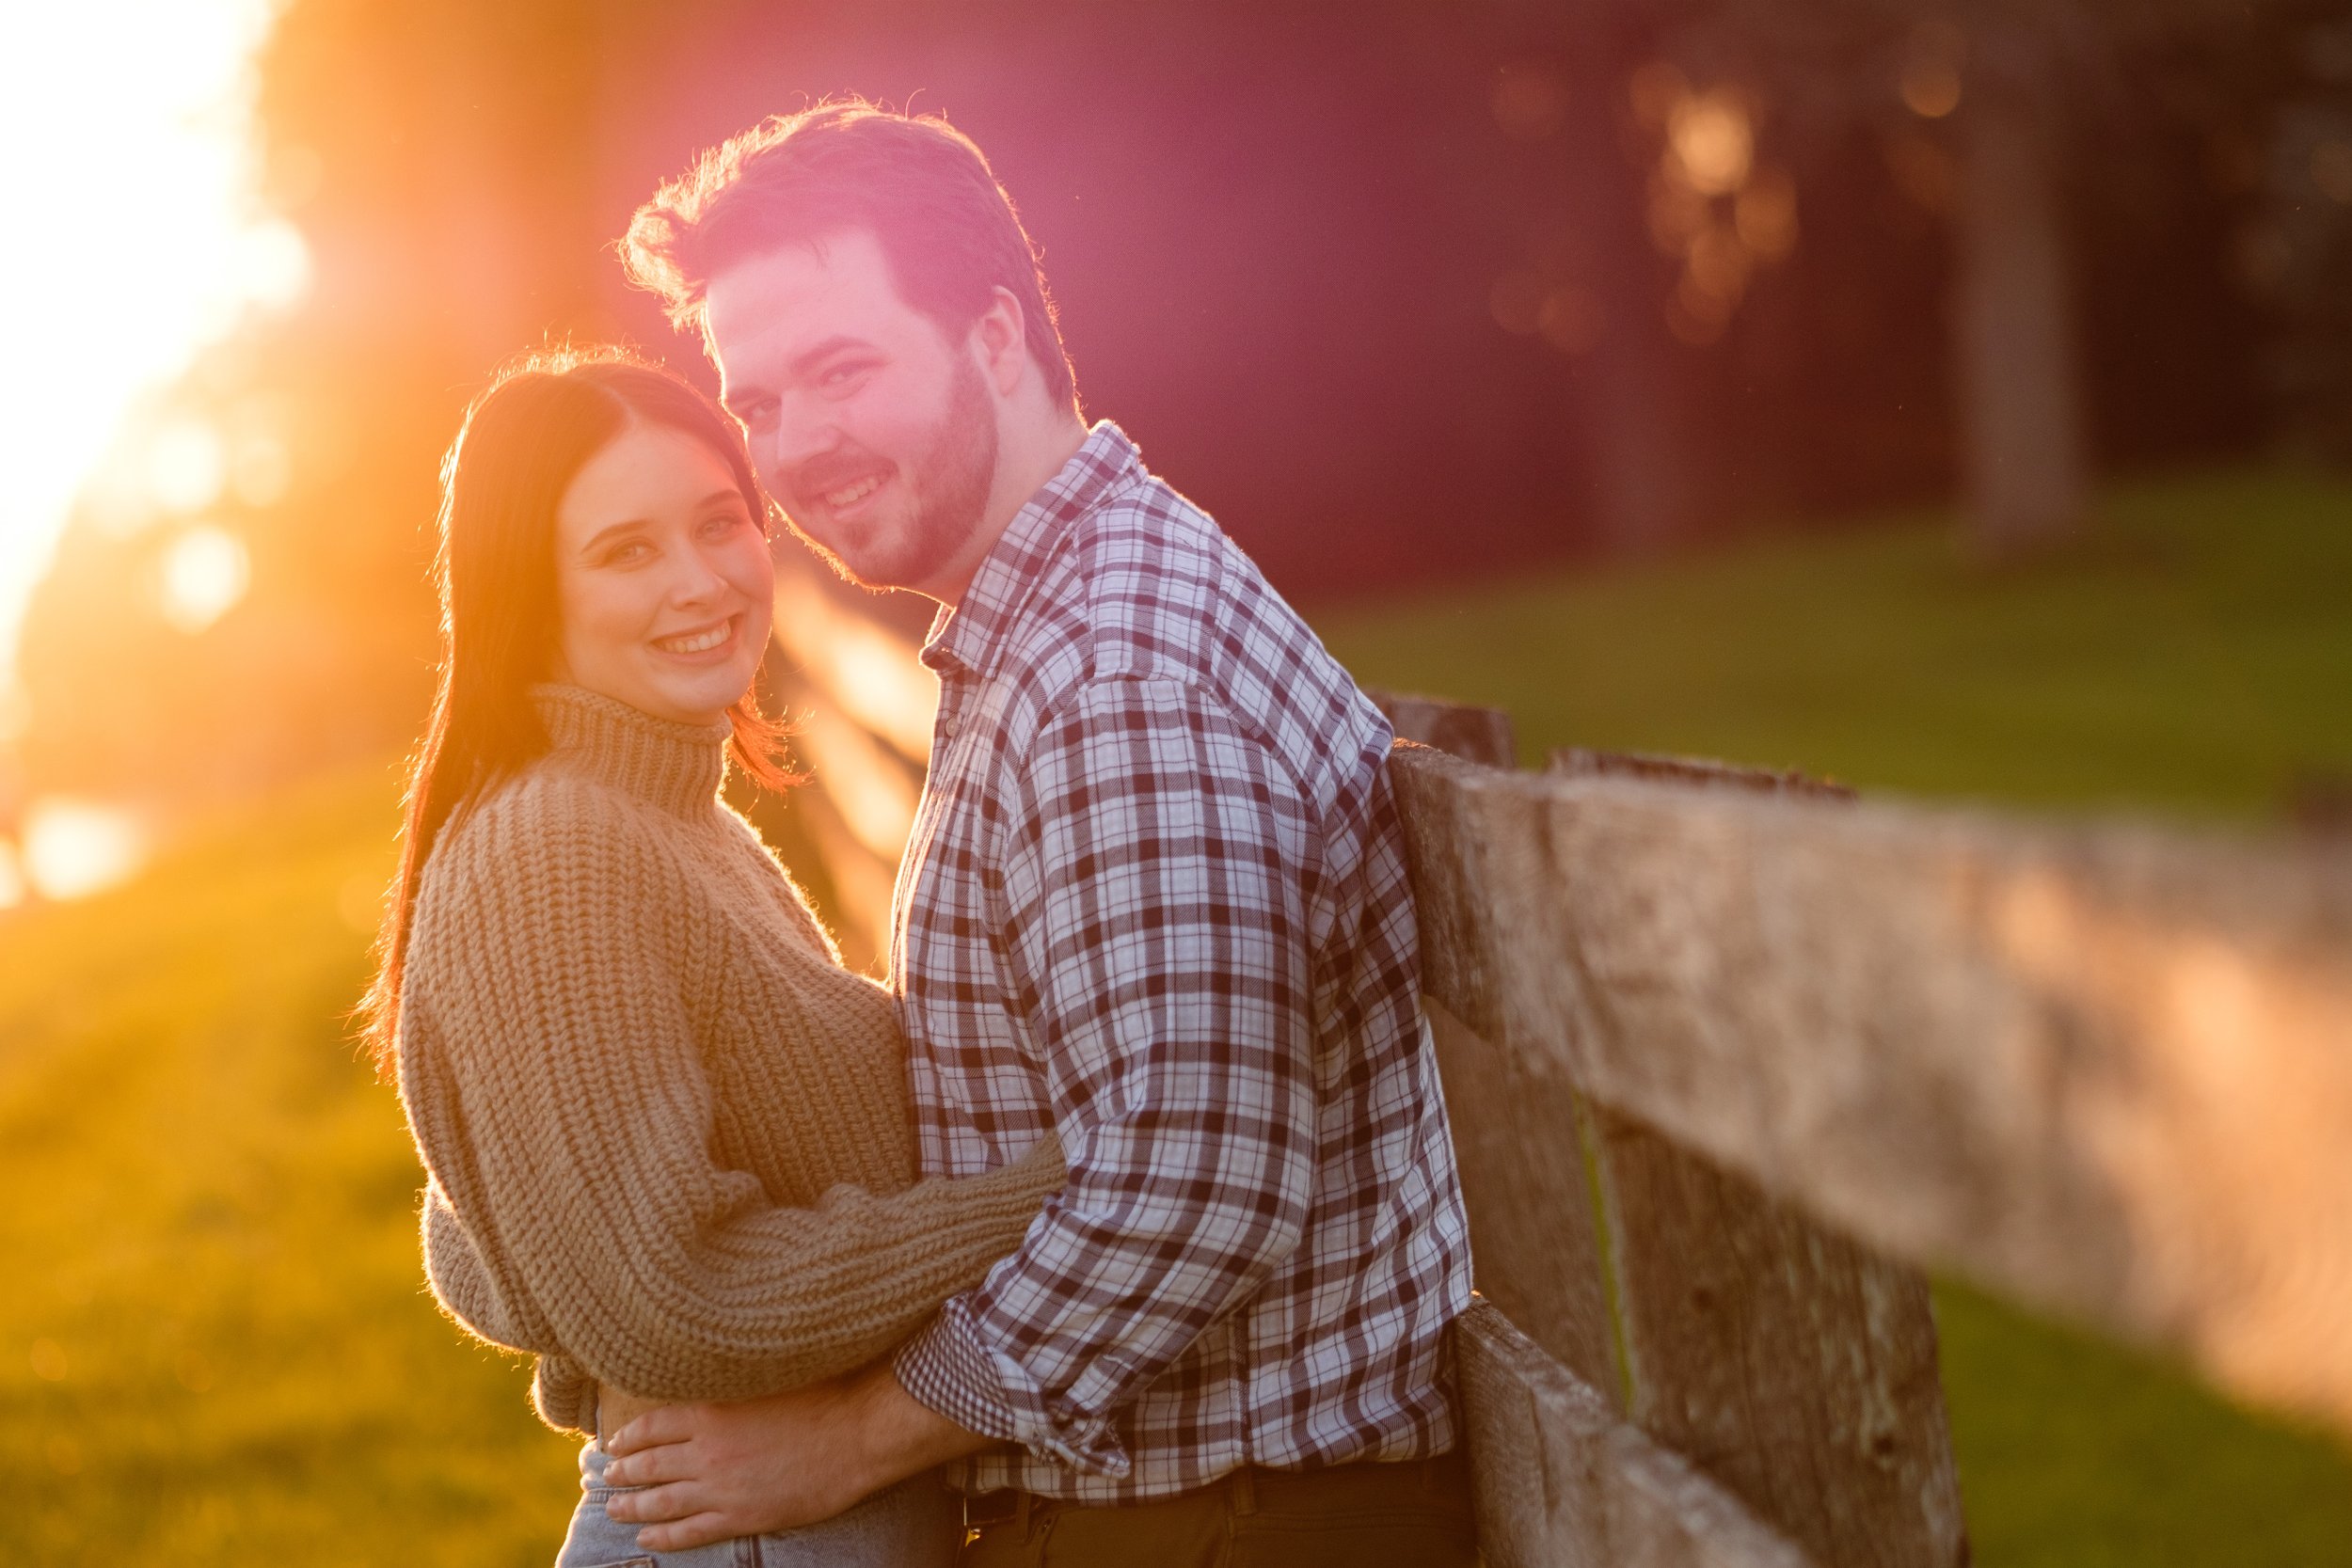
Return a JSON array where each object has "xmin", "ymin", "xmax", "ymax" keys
[{"xmin": 557, "ymin": 1443, "xmax": 961, "ymax": 1568}]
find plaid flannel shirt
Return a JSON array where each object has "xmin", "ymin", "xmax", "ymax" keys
[{"xmin": 887, "ymin": 422, "xmax": 1473, "ymax": 1502}]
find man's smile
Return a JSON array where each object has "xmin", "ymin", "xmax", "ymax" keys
[{"xmin": 821, "ymin": 472, "xmax": 887, "ymax": 511}]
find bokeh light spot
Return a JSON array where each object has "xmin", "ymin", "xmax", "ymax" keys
[
  {"xmin": 1668, "ymin": 90, "xmax": 1754, "ymax": 197},
  {"xmin": 149, "ymin": 420, "xmax": 230, "ymax": 515},
  {"xmin": 1900, "ymin": 22, "xmax": 1968, "ymax": 119},
  {"xmin": 24, "ymin": 797, "xmax": 150, "ymax": 901},
  {"xmin": 159, "ymin": 525, "xmax": 252, "ymax": 634},
  {"xmin": 1900, "ymin": 62, "xmax": 1963, "ymax": 119}
]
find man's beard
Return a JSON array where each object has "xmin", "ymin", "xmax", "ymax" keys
[{"xmin": 780, "ymin": 355, "xmax": 997, "ymax": 593}]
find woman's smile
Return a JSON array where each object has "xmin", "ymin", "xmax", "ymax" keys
[{"xmin": 651, "ymin": 614, "xmax": 744, "ymax": 661}]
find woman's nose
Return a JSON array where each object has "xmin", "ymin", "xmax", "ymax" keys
[{"xmin": 666, "ymin": 548, "xmax": 731, "ymax": 607}]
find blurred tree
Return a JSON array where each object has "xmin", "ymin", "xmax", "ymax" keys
[
  {"xmin": 2241, "ymin": 16, "xmax": 2352, "ymax": 457},
  {"xmin": 1493, "ymin": 2, "xmax": 1700, "ymax": 550},
  {"xmin": 1651, "ymin": 0, "xmax": 2314, "ymax": 557}
]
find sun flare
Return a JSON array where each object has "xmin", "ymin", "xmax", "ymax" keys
[
  {"xmin": 0, "ymin": 0, "xmax": 295, "ymax": 903},
  {"xmin": 0, "ymin": 0, "xmax": 298, "ymax": 695}
]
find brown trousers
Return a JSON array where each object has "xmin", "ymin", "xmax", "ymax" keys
[{"xmin": 956, "ymin": 1451, "xmax": 1478, "ymax": 1568}]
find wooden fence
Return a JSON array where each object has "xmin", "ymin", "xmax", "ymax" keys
[{"xmin": 768, "ymin": 569, "xmax": 2352, "ymax": 1564}]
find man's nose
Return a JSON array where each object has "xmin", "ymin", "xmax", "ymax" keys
[{"xmin": 762, "ymin": 395, "xmax": 837, "ymax": 483}]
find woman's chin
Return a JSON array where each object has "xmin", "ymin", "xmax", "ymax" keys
[{"xmin": 613, "ymin": 662, "xmax": 755, "ymax": 725}]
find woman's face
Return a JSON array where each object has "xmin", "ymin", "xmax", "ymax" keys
[{"xmin": 552, "ymin": 421, "xmax": 774, "ymax": 726}]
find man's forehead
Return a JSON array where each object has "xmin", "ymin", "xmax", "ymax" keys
[{"xmin": 705, "ymin": 230, "xmax": 904, "ymax": 379}]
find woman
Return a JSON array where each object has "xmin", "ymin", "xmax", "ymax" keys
[{"xmin": 361, "ymin": 347, "xmax": 1060, "ymax": 1566}]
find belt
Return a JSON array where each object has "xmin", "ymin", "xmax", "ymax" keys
[{"xmin": 961, "ymin": 1449, "xmax": 1469, "ymax": 1533}]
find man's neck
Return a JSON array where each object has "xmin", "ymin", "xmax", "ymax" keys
[{"xmin": 920, "ymin": 412, "xmax": 1089, "ymax": 610}]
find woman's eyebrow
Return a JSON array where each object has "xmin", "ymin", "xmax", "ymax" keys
[
  {"xmin": 580, "ymin": 491, "xmax": 744, "ymax": 552},
  {"xmin": 580, "ymin": 517, "xmax": 653, "ymax": 553}
]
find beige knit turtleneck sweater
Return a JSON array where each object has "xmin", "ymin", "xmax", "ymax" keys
[{"xmin": 396, "ymin": 684, "xmax": 1060, "ymax": 1433}]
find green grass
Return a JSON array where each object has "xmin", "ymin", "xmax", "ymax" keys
[
  {"xmin": 0, "ymin": 770, "xmax": 577, "ymax": 1565},
  {"xmin": 4, "ymin": 467, "xmax": 2347, "ymax": 1563},
  {"xmin": 1310, "ymin": 467, "xmax": 2352, "ymax": 1568},
  {"xmin": 1314, "ymin": 468, "xmax": 2352, "ymax": 818}
]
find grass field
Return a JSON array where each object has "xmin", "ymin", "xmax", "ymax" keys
[
  {"xmin": 4, "ymin": 467, "xmax": 2348, "ymax": 1563},
  {"xmin": 0, "ymin": 772, "xmax": 578, "ymax": 1564}
]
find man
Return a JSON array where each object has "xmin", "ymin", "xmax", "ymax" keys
[{"xmin": 600, "ymin": 103, "xmax": 1476, "ymax": 1565}]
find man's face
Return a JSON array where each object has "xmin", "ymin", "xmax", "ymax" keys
[{"xmin": 705, "ymin": 230, "xmax": 996, "ymax": 594}]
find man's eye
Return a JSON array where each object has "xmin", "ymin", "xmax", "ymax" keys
[{"xmin": 819, "ymin": 362, "xmax": 869, "ymax": 391}]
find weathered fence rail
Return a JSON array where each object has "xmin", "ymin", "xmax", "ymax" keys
[{"xmin": 767, "ymin": 570, "xmax": 2352, "ymax": 1565}]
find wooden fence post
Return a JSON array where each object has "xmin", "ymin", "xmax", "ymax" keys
[
  {"xmin": 1373, "ymin": 691, "xmax": 1623, "ymax": 1398},
  {"xmin": 1375, "ymin": 689, "xmax": 1968, "ymax": 1567},
  {"xmin": 1549, "ymin": 750, "xmax": 1968, "ymax": 1568}
]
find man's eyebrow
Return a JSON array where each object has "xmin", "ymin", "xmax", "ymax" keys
[{"xmin": 787, "ymin": 334, "xmax": 874, "ymax": 378}]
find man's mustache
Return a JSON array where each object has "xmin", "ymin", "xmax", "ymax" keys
[{"xmin": 782, "ymin": 447, "xmax": 895, "ymax": 502}]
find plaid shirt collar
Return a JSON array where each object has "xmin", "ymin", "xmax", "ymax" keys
[{"xmin": 920, "ymin": 421, "xmax": 1141, "ymax": 681}]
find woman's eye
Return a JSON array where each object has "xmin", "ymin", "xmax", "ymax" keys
[
  {"xmin": 604, "ymin": 541, "xmax": 652, "ymax": 566},
  {"xmin": 701, "ymin": 512, "xmax": 750, "ymax": 538}
]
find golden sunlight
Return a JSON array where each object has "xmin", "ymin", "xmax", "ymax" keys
[{"xmin": 0, "ymin": 0, "xmax": 298, "ymax": 697}]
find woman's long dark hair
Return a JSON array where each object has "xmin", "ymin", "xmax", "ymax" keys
[{"xmin": 360, "ymin": 345, "xmax": 795, "ymax": 1073}]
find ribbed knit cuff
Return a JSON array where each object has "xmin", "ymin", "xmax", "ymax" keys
[{"xmin": 892, "ymin": 1302, "xmax": 1132, "ymax": 1479}]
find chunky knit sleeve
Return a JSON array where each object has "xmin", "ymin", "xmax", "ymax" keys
[
  {"xmin": 421, "ymin": 1176, "xmax": 531, "ymax": 1352},
  {"xmin": 405, "ymin": 778, "xmax": 1063, "ymax": 1410},
  {"xmin": 421, "ymin": 1180, "xmax": 598, "ymax": 1432}
]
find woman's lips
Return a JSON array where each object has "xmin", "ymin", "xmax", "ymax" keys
[{"xmin": 650, "ymin": 615, "xmax": 740, "ymax": 662}]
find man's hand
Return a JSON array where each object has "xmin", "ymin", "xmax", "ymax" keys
[{"xmin": 599, "ymin": 1363, "xmax": 989, "ymax": 1550}]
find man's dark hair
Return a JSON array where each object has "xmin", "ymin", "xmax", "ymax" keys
[{"xmin": 623, "ymin": 101, "xmax": 1078, "ymax": 412}]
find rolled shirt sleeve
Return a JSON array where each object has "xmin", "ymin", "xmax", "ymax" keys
[{"xmin": 893, "ymin": 676, "xmax": 1321, "ymax": 1475}]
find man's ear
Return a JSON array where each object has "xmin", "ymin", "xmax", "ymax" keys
[{"xmin": 974, "ymin": 286, "xmax": 1028, "ymax": 397}]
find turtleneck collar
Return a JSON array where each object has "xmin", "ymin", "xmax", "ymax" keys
[{"xmin": 531, "ymin": 684, "xmax": 730, "ymax": 816}]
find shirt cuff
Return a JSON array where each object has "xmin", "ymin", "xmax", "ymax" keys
[{"xmin": 891, "ymin": 1301, "xmax": 1132, "ymax": 1478}]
